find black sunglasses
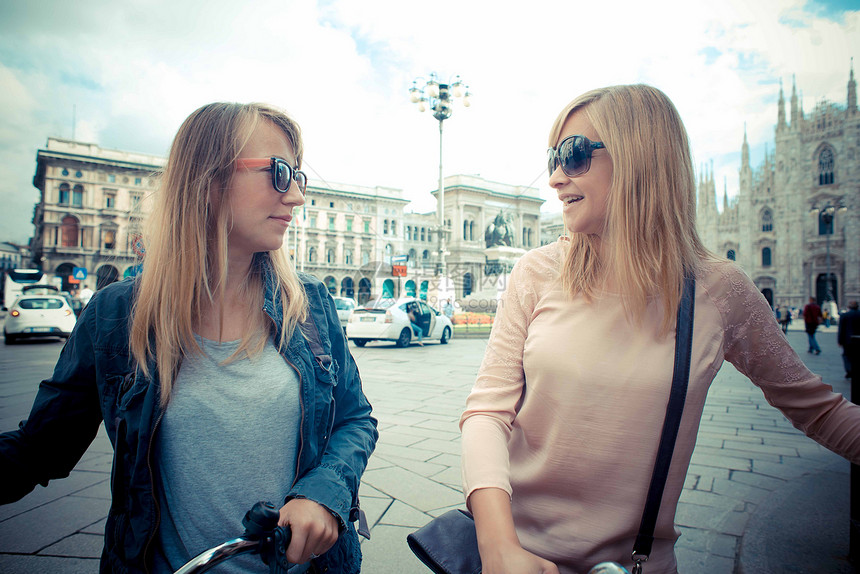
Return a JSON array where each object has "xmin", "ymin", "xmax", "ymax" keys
[
  {"xmin": 236, "ymin": 157, "xmax": 308, "ymax": 195},
  {"xmin": 547, "ymin": 135, "xmax": 606, "ymax": 178}
]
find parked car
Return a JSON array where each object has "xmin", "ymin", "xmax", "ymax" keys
[
  {"xmin": 333, "ymin": 296, "xmax": 357, "ymax": 333},
  {"xmin": 347, "ymin": 297, "xmax": 453, "ymax": 347},
  {"xmin": 4, "ymin": 293, "xmax": 77, "ymax": 344}
]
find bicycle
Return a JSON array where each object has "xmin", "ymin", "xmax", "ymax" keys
[{"xmin": 174, "ymin": 501, "xmax": 295, "ymax": 574}]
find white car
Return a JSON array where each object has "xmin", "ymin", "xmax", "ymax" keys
[
  {"xmin": 347, "ymin": 297, "xmax": 453, "ymax": 347},
  {"xmin": 4, "ymin": 293, "xmax": 77, "ymax": 344},
  {"xmin": 333, "ymin": 296, "xmax": 356, "ymax": 333}
]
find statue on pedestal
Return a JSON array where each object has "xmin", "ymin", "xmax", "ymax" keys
[{"xmin": 485, "ymin": 212, "xmax": 514, "ymax": 248}]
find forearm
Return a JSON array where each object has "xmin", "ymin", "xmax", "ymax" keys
[
  {"xmin": 471, "ymin": 488, "xmax": 561, "ymax": 574},
  {"xmin": 470, "ymin": 487, "xmax": 520, "ymax": 552}
]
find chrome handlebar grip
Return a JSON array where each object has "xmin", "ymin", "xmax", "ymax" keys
[{"xmin": 173, "ymin": 537, "xmax": 260, "ymax": 574}]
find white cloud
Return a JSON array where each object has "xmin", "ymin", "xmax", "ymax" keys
[{"xmin": 0, "ymin": 0, "xmax": 856, "ymax": 243}]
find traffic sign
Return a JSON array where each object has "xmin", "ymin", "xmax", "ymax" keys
[
  {"xmin": 392, "ymin": 265, "xmax": 407, "ymax": 277},
  {"xmin": 392, "ymin": 255, "xmax": 408, "ymax": 263},
  {"xmin": 72, "ymin": 267, "xmax": 87, "ymax": 280}
]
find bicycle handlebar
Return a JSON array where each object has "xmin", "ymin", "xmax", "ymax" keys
[{"xmin": 173, "ymin": 501, "xmax": 293, "ymax": 574}]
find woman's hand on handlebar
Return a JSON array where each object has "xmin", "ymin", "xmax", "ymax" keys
[{"xmin": 278, "ymin": 498, "xmax": 339, "ymax": 564}]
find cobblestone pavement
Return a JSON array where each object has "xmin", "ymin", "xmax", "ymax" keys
[{"xmin": 0, "ymin": 324, "xmax": 854, "ymax": 573}]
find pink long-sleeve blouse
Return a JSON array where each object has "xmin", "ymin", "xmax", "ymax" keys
[{"xmin": 460, "ymin": 240, "xmax": 860, "ymax": 573}]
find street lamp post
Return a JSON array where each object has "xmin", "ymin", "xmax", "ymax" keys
[
  {"xmin": 810, "ymin": 202, "xmax": 848, "ymax": 303},
  {"xmin": 409, "ymin": 74, "xmax": 471, "ymax": 280}
]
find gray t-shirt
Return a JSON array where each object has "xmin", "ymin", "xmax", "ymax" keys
[{"xmin": 153, "ymin": 335, "xmax": 306, "ymax": 573}]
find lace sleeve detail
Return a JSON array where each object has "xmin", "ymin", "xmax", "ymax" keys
[
  {"xmin": 703, "ymin": 261, "xmax": 860, "ymax": 463},
  {"xmin": 459, "ymin": 245, "xmax": 556, "ymax": 500}
]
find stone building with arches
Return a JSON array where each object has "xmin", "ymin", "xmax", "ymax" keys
[
  {"xmin": 292, "ymin": 180, "xmax": 412, "ymax": 305},
  {"xmin": 294, "ymin": 174, "xmax": 543, "ymax": 306},
  {"xmin": 27, "ymin": 140, "xmax": 543, "ymax": 307},
  {"xmin": 30, "ymin": 138, "xmax": 162, "ymax": 293},
  {"xmin": 432, "ymin": 174, "xmax": 543, "ymax": 301},
  {"xmin": 698, "ymin": 64, "xmax": 860, "ymax": 311}
]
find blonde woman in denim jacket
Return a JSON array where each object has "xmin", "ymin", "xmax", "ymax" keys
[{"xmin": 0, "ymin": 103, "xmax": 378, "ymax": 573}]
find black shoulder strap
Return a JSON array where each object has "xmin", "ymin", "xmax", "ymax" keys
[{"xmin": 631, "ymin": 273, "xmax": 696, "ymax": 571}]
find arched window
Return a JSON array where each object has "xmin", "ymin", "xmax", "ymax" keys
[
  {"xmin": 383, "ymin": 219, "xmax": 389, "ymax": 234},
  {"xmin": 727, "ymin": 249, "xmax": 736, "ymax": 261},
  {"xmin": 340, "ymin": 277, "xmax": 354, "ymax": 298},
  {"xmin": 761, "ymin": 209, "xmax": 773, "ymax": 232},
  {"xmin": 470, "ymin": 221, "xmax": 475, "ymax": 241},
  {"xmin": 102, "ymin": 227, "xmax": 116, "ymax": 250},
  {"xmin": 464, "ymin": 220, "xmax": 469, "ymax": 240},
  {"xmin": 406, "ymin": 226, "xmax": 411, "ymax": 241},
  {"xmin": 422, "ymin": 249, "xmax": 429, "ymax": 261},
  {"xmin": 357, "ymin": 278, "xmax": 372, "ymax": 305},
  {"xmin": 762, "ymin": 247, "xmax": 772, "ymax": 267},
  {"xmin": 819, "ymin": 212, "xmax": 834, "ymax": 235},
  {"xmin": 72, "ymin": 184, "xmax": 84, "ymax": 207},
  {"xmin": 327, "ymin": 249, "xmax": 335, "ymax": 264},
  {"xmin": 58, "ymin": 183, "xmax": 70, "ymax": 205},
  {"xmin": 308, "ymin": 247, "xmax": 316, "ymax": 263},
  {"xmin": 61, "ymin": 216, "xmax": 79, "ymax": 247},
  {"xmin": 818, "ymin": 148, "xmax": 834, "ymax": 185},
  {"xmin": 463, "ymin": 272, "xmax": 473, "ymax": 297},
  {"xmin": 345, "ymin": 249, "xmax": 352, "ymax": 265},
  {"xmin": 325, "ymin": 276, "xmax": 337, "ymax": 295},
  {"xmin": 382, "ymin": 279, "xmax": 394, "ymax": 298},
  {"xmin": 408, "ymin": 248, "xmax": 417, "ymax": 262},
  {"xmin": 390, "ymin": 219, "xmax": 396, "ymax": 236},
  {"xmin": 421, "ymin": 227, "xmax": 426, "ymax": 242}
]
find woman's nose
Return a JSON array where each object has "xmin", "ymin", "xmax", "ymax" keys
[{"xmin": 281, "ymin": 182, "xmax": 305, "ymax": 206}]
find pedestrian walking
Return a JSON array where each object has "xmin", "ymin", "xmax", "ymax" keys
[
  {"xmin": 0, "ymin": 102, "xmax": 378, "ymax": 574},
  {"xmin": 459, "ymin": 84, "xmax": 860, "ymax": 574},
  {"xmin": 838, "ymin": 300, "xmax": 860, "ymax": 378},
  {"xmin": 780, "ymin": 306, "xmax": 792, "ymax": 334},
  {"xmin": 803, "ymin": 296, "xmax": 823, "ymax": 354}
]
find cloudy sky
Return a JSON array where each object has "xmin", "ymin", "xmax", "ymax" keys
[{"xmin": 0, "ymin": 0, "xmax": 857, "ymax": 243}]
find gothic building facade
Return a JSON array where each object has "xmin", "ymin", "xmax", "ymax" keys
[{"xmin": 698, "ymin": 63, "xmax": 860, "ymax": 311}]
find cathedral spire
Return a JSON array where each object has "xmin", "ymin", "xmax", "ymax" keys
[
  {"xmin": 778, "ymin": 78, "xmax": 787, "ymax": 130},
  {"xmin": 849, "ymin": 57, "xmax": 857, "ymax": 113},
  {"xmin": 790, "ymin": 74, "xmax": 798, "ymax": 127},
  {"xmin": 723, "ymin": 178, "xmax": 729, "ymax": 211},
  {"xmin": 742, "ymin": 123, "xmax": 750, "ymax": 169}
]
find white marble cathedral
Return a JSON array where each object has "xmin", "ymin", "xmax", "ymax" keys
[{"xmin": 697, "ymin": 62, "xmax": 860, "ymax": 311}]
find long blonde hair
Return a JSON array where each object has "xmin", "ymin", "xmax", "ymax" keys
[
  {"xmin": 549, "ymin": 84, "xmax": 711, "ymax": 335},
  {"xmin": 130, "ymin": 102, "xmax": 308, "ymax": 406}
]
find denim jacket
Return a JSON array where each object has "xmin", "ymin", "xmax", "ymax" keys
[{"xmin": 0, "ymin": 265, "xmax": 378, "ymax": 574}]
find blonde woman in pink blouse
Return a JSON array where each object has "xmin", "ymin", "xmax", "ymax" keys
[{"xmin": 460, "ymin": 84, "xmax": 860, "ymax": 574}]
